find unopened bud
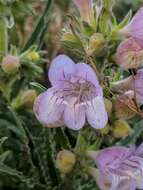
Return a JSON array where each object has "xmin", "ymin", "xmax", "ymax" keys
[
  {"xmin": 112, "ymin": 119, "xmax": 132, "ymax": 139},
  {"xmin": 2, "ymin": 55, "xmax": 20, "ymax": 74},
  {"xmin": 100, "ymin": 123, "xmax": 110, "ymax": 135},
  {"xmin": 27, "ymin": 51, "xmax": 40, "ymax": 62},
  {"xmin": 104, "ymin": 98, "xmax": 112, "ymax": 115},
  {"xmin": 21, "ymin": 90, "xmax": 37, "ymax": 108},
  {"xmin": 56, "ymin": 150, "xmax": 76, "ymax": 173},
  {"xmin": 87, "ymin": 33, "xmax": 107, "ymax": 56}
]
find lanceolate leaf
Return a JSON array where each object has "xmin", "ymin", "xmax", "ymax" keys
[{"xmin": 21, "ymin": 0, "xmax": 53, "ymax": 52}]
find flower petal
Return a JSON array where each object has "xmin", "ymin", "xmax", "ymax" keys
[
  {"xmin": 96, "ymin": 147, "xmax": 134, "ymax": 173},
  {"xmin": 33, "ymin": 88, "xmax": 64, "ymax": 126},
  {"xmin": 130, "ymin": 7, "xmax": 143, "ymax": 45},
  {"xmin": 76, "ymin": 63, "xmax": 101, "ymax": 89},
  {"xmin": 116, "ymin": 37, "xmax": 143, "ymax": 69},
  {"xmin": 48, "ymin": 54, "xmax": 76, "ymax": 85},
  {"xmin": 86, "ymin": 96, "xmax": 108, "ymax": 129},
  {"xmin": 116, "ymin": 178, "xmax": 136, "ymax": 190},
  {"xmin": 123, "ymin": 156, "xmax": 143, "ymax": 189},
  {"xmin": 135, "ymin": 143, "xmax": 143, "ymax": 156},
  {"xmin": 95, "ymin": 171, "xmax": 112, "ymax": 190},
  {"xmin": 134, "ymin": 69, "xmax": 143, "ymax": 105},
  {"xmin": 63, "ymin": 100, "xmax": 85, "ymax": 130},
  {"xmin": 120, "ymin": 8, "xmax": 143, "ymax": 46}
]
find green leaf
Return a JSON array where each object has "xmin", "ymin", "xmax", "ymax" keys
[
  {"xmin": 0, "ymin": 163, "xmax": 35, "ymax": 188},
  {"xmin": 116, "ymin": 9, "xmax": 132, "ymax": 30},
  {"xmin": 21, "ymin": 0, "xmax": 53, "ymax": 52},
  {"xmin": 30, "ymin": 82, "xmax": 47, "ymax": 93}
]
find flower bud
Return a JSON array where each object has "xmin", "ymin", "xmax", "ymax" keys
[
  {"xmin": 73, "ymin": 0, "xmax": 94, "ymax": 25},
  {"xmin": 11, "ymin": 89, "xmax": 37, "ymax": 110},
  {"xmin": 87, "ymin": 33, "xmax": 107, "ymax": 56},
  {"xmin": 113, "ymin": 91, "xmax": 136, "ymax": 120},
  {"xmin": 100, "ymin": 123, "xmax": 110, "ymax": 135},
  {"xmin": 116, "ymin": 37, "xmax": 143, "ymax": 69},
  {"xmin": 56, "ymin": 150, "xmax": 76, "ymax": 173},
  {"xmin": 1, "ymin": 55, "xmax": 20, "ymax": 74},
  {"xmin": 104, "ymin": 98, "xmax": 112, "ymax": 115},
  {"xmin": 27, "ymin": 51, "xmax": 40, "ymax": 62},
  {"xmin": 112, "ymin": 119, "xmax": 132, "ymax": 139},
  {"xmin": 21, "ymin": 90, "xmax": 37, "ymax": 108}
]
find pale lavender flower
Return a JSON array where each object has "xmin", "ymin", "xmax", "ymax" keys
[
  {"xmin": 116, "ymin": 37, "xmax": 143, "ymax": 69},
  {"xmin": 89, "ymin": 144, "xmax": 143, "ymax": 190},
  {"xmin": 33, "ymin": 54, "xmax": 107, "ymax": 130},
  {"xmin": 112, "ymin": 69, "xmax": 143, "ymax": 105},
  {"xmin": 73, "ymin": 0, "xmax": 94, "ymax": 24},
  {"xmin": 119, "ymin": 7, "xmax": 143, "ymax": 46}
]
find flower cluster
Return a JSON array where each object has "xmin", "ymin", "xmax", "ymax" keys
[{"xmin": 31, "ymin": 1, "xmax": 143, "ymax": 190}]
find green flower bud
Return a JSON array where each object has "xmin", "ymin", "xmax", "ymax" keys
[
  {"xmin": 104, "ymin": 98, "xmax": 112, "ymax": 115},
  {"xmin": 11, "ymin": 89, "xmax": 37, "ymax": 110},
  {"xmin": 21, "ymin": 90, "xmax": 37, "ymax": 108},
  {"xmin": 112, "ymin": 119, "xmax": 132, "ymax": 139},
  {"xmin": 56, "ymin": 150, "xmax": 76, "ymax": 174},
  {"xmin": 86, "ymin": 33, "xmax": 107, "ymax": 56},
  {"xmin": 100, "ymin": 123, "xmax": 110, "ymax": 135},
  {"xmin": 27, "ymin": 51, "xmax": 40, "ymax": 62}
]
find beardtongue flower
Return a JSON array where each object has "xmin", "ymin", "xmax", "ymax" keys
[
  {"xmin": 33, "ymin": 54, "xmax": 108, "ymax": 130},
  {"xmin": 116, "ymin": 37, "xmax": 143, "ymax": 69},
  {"xmin": 112, "ymin": 69, "xmax": 143, "ymax": 106},
  {"xmin": 88, "ymin": 144, "xmax": 143, "ymax": 190},
  {"xmin": 119, "ymin": 7, "xmax": 143, "ymax": 46},
  {"xmin": 73, "ymin": 0, "xmax": 94, "ymax": 25}
]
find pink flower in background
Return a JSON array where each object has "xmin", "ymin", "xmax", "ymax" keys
[
  {"xmin": 33, "ymin": 54, "xmax": 107, "ymax": 130},
  {"xmin": 120, "ymin": 7, "xmax": 143, "ymax": 46},
  {"xmin": 112, "ymin": 69, "xmax": 143, "ymax": 106},
  {"xmin": 90, "ymin": 144, "xmax": 143, "ymax": 190},
  {"xmin": 116, "ymin": 37, "xmax": 143, "ymax": 69},
  {"xmin": 73, "ymin": 0, "xmax": 94, "ymax": 24}
]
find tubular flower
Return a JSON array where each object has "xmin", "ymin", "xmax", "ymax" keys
[
  {"xmin": 112, "ymin": 69, "xmax": 143, "ymax": 106},
  {"xmin": 116, "ymin": 37, "xmax": 143, "ymax": 69},
  {"xmin": 90, "ymin": 144, "xmax": 143, "ymax": 190},
  {"xmin": 73, "ymin": 0, "xmax": 94, "ymax": 24},
  {"xmin": 119, "ymin": 7, "xmax": 143, "ymax": 46},
  {"xmin": 33, "ymin": 54, "xmax": 107, "ymax": 130}
]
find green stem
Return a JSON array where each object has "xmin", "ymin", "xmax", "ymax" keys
[{"xmin": 0, "ymin": 18, "xmax": 8, "ymax": 60}]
